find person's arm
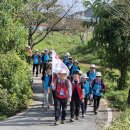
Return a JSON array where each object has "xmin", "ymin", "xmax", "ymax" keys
[
  {"xmin": 102, "ymin": 82, "xmax": 106, "ymax": 92},
  {"xmin": 67, "ymin": 80, "xmax": 72, "ymax": 102},
  {"xmin": 78, "ymin": 66, "xmax": 80, "ymax": 70},
  {"xmin": 81, "ymin": 83, "xmax": 84, "ymax": 102}
]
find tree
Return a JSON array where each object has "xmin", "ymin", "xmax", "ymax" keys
[
  {"xmin": 84, "ymin": 0, "xmax": 130, "ymax": 90},
  {"xmin": 20, "ymin": 0, "xmax": 78, "ymax": 49},
  {"xmin": 0, "ymin": 0, "xmax": 27, "ymax": 53}
]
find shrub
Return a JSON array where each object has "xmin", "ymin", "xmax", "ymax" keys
[{"xmin": 0, "ymin": 52, "xmax": 32, "ymax": 117}]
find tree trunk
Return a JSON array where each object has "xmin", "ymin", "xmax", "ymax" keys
[{"xmin": 118, "ymin": 66, "xmax": 128, "ymax": 90}]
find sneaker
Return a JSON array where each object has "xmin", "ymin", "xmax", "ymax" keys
[
  {"xmin": 82, "ymin": 113, "xmax": 85, "ymax": 118},
  {"xmin": 70, "ymin": 118, "xmax": 75, "ymax": 122},
  {"xmin": 75, "ymin": 116, "xmax": 79, "ymax": 120},
  {"xmin": 54, "ymin": 121, "xmax": 59, "ymax": 125},
  {"xmin": 44, "ymin": 108, "xmax": 47, "ymax": 111},
  {"xmin": 61, "ymin": 120, "xmax": 65, "ymax": 124}
]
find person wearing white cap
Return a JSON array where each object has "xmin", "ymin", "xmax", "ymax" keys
[
  {"xmin": 81, "ymin": 74, "xmax": 91, "ymax": 115},
  {"xmin": 42, "ymin": 49, "xmax": 50, "ymax": 75},
  {"xmin": 32, "ymin": 49, "xmax": 40, "ymax": 77},
  {"xmin": 91, "ymin": 72, "xmax": 106, "ymax": 115},
  {"xmin": 87, "ymin": 64, "xmax": 97, "ymax": 84},
  {"xmin": 70, "ymin": 60, "xmax": 80, "ymax": 77},
  {"xmin": 63, "ymin": 52, "xmax": 70, "ymax": 65},
  {"xmin": 52, "ymin": 69, "xmax": 72, "ymax": 125},
  {"xmin": 70, "ymin": 70, "xmax": 84, "ymax": 122}
]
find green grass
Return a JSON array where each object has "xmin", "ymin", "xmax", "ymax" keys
[{"xmin": 34, "ymin": 31, "xmax": 96, "ymax": 63}]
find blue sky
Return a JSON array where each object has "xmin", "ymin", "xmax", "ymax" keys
[{"xmin": 58, "ymin": 0, "xmax": 86, "ymax": 14}]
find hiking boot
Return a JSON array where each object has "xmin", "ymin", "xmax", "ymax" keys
[
  {"xmin": 61, "ymin": 120, "xmax": 65, "ymax": 124},
  {"xmin": 75, "ymin": 116, "xmax": 79, "ymax": 120},
  {"xmin": 54, "ymin": 121, "xmax": 59, "ymax": 125},
  {"xmin": 82, "ymin": 113, "xmax": 85, "ymax": 118},
  {"xmin": 70, "ymin": 118, "xmax": 75, "ymax": 122}
]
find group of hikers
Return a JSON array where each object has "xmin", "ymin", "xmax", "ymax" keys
[{"xmin": 29, "ymin": 48, "xmax": 106, "ymax": 126}]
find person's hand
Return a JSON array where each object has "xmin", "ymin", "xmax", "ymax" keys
[
  {"xmin": 68, "ymin": 97, "xmax": 71, "ymax": 102},
  {"xmin": 48, "ymin": 89, "xmax": 50, "ymax": 94},
  {"xmin": 51, "ymin": 82, "xmax": 54, "ymax": 87},
  {"xmin": 82, "ymin": 98, "xmax": 84, "ymax": 103}
]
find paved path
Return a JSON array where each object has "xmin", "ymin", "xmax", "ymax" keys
[{"xmin": 0, "ymin": 75, "xmax": 108, "ymax": 130}]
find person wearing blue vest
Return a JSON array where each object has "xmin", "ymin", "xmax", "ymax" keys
[
  {"xmin": 42, "ymin": 68, "xmax": 52, "ymax": 110},
  {"xmin": 87, "ymin": 64, "xmax": 97, "ymax": 85},
  {"xmin": 92, "ymin": 72, "xmax": 106, "ymax": 115},
  {"xmin": 39, "ymin": 52, "xmax": 44, "ymax": 73},
  {"xmin": 81, "ymin": 74, "xmax": 91, "ymax": 114},
  {"xmin": 42, "ymin": 49, "xmax": 50, "ymax": 75},
  {"xmin": 63, "ymin": 52, "xmax": 70, "ymax": 65},
  {"xmin": 70, "ymin": 60, "xmax": 80, "ymax": 77},
  {"xmin": 32, "ymin": 50, "xmax": 40, "ymax": 77},
  {"xmin": 87, "ymin": 64, "xmax": 97, "ymax": 105},
  {"xmin": 66, "ymin": 57, "xmax": 73, "ymax": 70}
]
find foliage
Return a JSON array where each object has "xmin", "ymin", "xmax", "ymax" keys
[
  {"xmin": 0, "ymin": 53, "xmax": 32, "ymax": 117},
  {"xmin": 84, "ymin": 0, "xmax": 130, "ymax": 90},
  {"xmin": 0, "ymin": 0, "xmax": 32, "ymax": 119},
  {"xmin": 106, "ymin": 108, "xmax": 130, "ymax": 130},
  {"xmin": 0, "ymin": 0, "xmax": 27, "ymax": 53}
]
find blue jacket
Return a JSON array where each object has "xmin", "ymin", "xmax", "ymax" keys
[
  {"xmin": 84, "ymin": 81, "xmax": 91, "ymax": 98},
  {"xmin": 92, "ymin": 79, "xmax": 105, "ymax": 96},
  {"xmin": 63, "ymin": 56, "xmax": 69, "ymax": 65},
  {"xmin": 32, "ymin": 54, "xmax": 40, "ymax": 64},
  {"xmin": 43, "ymin": 54, "xmax": 50, "ymax": 63},
  {"xmin": 66, "ymin": 62, "xmax": 73, "ymax": 69},
  {"xmin": 43, "ymin": 74, "xmax": 52, "ymax": 91},
  {"xmin": 70, "ymin": 65, "xmax": 80, "ymax": 76},
  {"xmin": 87, "ymin": 71, "xmax": 97, "ymax": 84},
  {"xmin": 39, "ymin": 56, "xmax": 42, "ymax": 64}
]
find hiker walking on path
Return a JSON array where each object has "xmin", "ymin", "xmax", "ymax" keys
[
  {"xmin": 63, "ymin": 52, "xmax": 70, "ymax": 65},
  {"xmin": 92, "ymin": 72, "xmax": 106, "ymax": 115},
  {"xmin": 70, "ymin": 70, "xmax": 85, "ymax": 122},
  {"xmin": 42, "ymin": 67, "xmax": 52, "ymax": 110},
  {"xmin": 70, "ymin": 60, "xmax": 80, "ymax": 78},
  {"xmin": 42, "ymin": 49, "xmax": 50, "ymax": 75},
  {"xmin": 81, "ymin": 74, "xmax": 91, "ymax": 114},
  {"xmin": 52, "ymin": 69, "xmax": 72, "ymax": 125},
  {"xmin": 32, "ymin": 50, "xmax": 40, "ymax": 77},
  {"xmin": 87, "ymin": 64, "xmax": 97, "ymax": 104}
]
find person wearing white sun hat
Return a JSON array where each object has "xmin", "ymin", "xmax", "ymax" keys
[
  {"xmin": 87, "ymin": 64, "xmax": 97, "ymax": 85},
  {"xmin": 81, "ymin": 74, "xmax": 91, "ymax": 116},
  {"xmin": 91, "ymin": 72, "xmax": 106, "ymax": 115},
  {"xmin": 52, "ymin": 69, "xmax": 72, "ymax": 125}
]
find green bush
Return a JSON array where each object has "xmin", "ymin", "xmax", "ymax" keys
[
  {"xmin": 0, "ymin": 53, "xmax": 32, "ymax": 117},
  {"xmin": 106, "ymin": 90, "xmax": 128, "ymax": 111},
  {"xmin": 106, "ymin": 108, "xmax": 130, "ymax": 130}
]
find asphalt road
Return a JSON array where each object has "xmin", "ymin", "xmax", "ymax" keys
[{"xmin": 0, "ymin": 75, "xmax": 108, "ymax": 130}]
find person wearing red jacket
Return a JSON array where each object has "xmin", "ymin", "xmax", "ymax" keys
[
  {"xmin": 52, "ymin": 69, "xmax": 72, "ymax": 125},
  {"xmin": 70, "ymin": 70, "xmax": 84, "ymax": 122}
]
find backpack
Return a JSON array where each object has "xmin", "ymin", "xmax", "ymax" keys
[
  {"xmin": 92, "ymin": 79, "xmax": 104, "ymax": 96},
  {"xmin": 55, "ymin": 78, "xmax": 69, "ymax": 97}
]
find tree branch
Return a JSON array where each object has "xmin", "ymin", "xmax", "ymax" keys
[{"xmin": 32, "ymin": 0, "xmax": 77, "ymax": 48}]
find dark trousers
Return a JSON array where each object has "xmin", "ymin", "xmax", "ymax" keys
[
  {"xmin": 42, "ymin": 63, "xmax": 47, "ymax": 75},
  {"xmin": 52, "ymin": 90, "xmax": 56, "ymax": 106},
  {"xmin": 70, "ymin": 100, "xmax": 81, "ymax": 118},
  {"xmin": 93, "ymin": 95, "xmax": 101, "ymax": 112},
  {"xmin": 33, "ymin": 64, "xmax": 39, "ymax": 75},
  {"xmin": 84, "ymin": 98, "xmax": 89, "ymax": 112},
  {"xmin": 81, "ymin": 98, "xmax": 88, "ymax": 113},
  {"xmin": 55, "ymin": 98, "xmax": 67, "ymax": 121},
  {"xmin": 39, "ymin": 63, "xmax": 42, "ymax": 73}
]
